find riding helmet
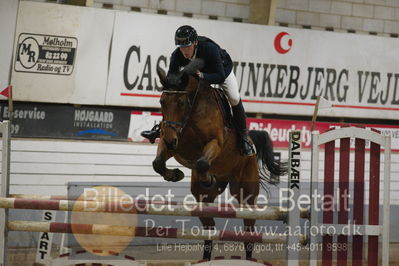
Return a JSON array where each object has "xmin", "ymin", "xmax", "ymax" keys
[{"xmin": 175, "ymin": 25, "xmax": 198, "ymax": 47}]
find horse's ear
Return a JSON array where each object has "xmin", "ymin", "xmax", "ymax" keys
[
  {"xmin": 182, "ymin": 58, "xmax": 205, "ymax": 75},
  {"xmin": 157, "ymin": 67, "xmax": 168, "ymax": 88}
]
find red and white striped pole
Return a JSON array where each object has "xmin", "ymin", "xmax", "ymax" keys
[
  {"xmin": 7, "ymin": 220, "xmax": 307, "ymax": 245},
  {"xmin": 0, "ymin": 196, "xmax": 310, "ymax": 221}
]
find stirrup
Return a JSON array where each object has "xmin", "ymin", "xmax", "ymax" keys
[
  {"xmin": 240, "ymin": 134, "xmax": 255, "ymax": 156},
  {"xmin": 241, "ymin": 139, "xmax": 255, "ymax": 156}
]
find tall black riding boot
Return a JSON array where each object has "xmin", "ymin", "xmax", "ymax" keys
[
  {"xmin": 141, "ymin": 124, "xmax": 160, "ymax": 144},
  {"xmin": 232, "ymin": 100, "xmax": 255, "ymax": 156}
]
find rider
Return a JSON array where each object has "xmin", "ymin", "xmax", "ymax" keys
[{"xmin": 141, "ymin": 25, "xmax": 255, "ymax": 156}]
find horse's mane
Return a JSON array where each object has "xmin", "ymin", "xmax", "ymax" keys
[
  {"xmin": 182, "ymin": 59, "xmax": 204, "ymax": 76},
  {"xmin": 165, "ymin": 59, "xmax": 205, "ymax": 91}
]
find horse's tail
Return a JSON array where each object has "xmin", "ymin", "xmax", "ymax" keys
[{"xmin": 249, "ymin": 130, "xmax": 288, "ymax": 191}]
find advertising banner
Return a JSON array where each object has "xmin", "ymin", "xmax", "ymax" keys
[
  {"xmin": 10, "ymin": 1, "xmax": 114, "ymax": 105},
  {"xmin": 14, "ymin": 33, "xmax": 77, "ymax": 75},
  {"xmin": 247, "ymin": 118, "xmax": 399, "ymax": 152},
  {"xmin": 107, "ymin": 11, "xmax": 399, "ymax": 119},
  {"xmin": 8, "ymin": 2, "xmax": 399, "ymax": 120},
  {"xmin": 0, "ymin": 101, "xmax": 130, "ymax": 140},
  {"xmin": 0, "ymin": 0, "xmax": 18, "ymax": 91},
  {"xmin": 126, "ymin": 111, "xmax": 399, "ymax": 152}
]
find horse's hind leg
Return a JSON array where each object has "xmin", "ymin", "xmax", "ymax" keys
[
  {"xmin": 243, "ymin": 219, "xmax": 256, "ymax": 259},
  {"xmin": 240, "ymin": 186, "xmax": 257, "ymax": 260},
  {"xmin": 232, "ymin": 159, "xmax": 260, "ymax": 260},
  {"xmin": 199, "ymin": 218, "xmax": 215, "ymax": 260},
  {"xmin": 191, "ymin": 169, "xmax": 222, "ymax": 260}
]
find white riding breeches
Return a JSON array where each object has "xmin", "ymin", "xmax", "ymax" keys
[{"xmin": 220, "ymin": 71, "xmax": 241, "ymax": 107}]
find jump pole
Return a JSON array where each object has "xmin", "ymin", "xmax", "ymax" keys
[
  {"xmin": 9, "ymin": 194, "xmax": 308, "ymax": 218},
  {"xmin": 7, "ymin": 220, "xmax": 307, "ymax": 245},
  {"xmin": 0, "ymin": 197, "xmax": 309, "ymax": 221}
]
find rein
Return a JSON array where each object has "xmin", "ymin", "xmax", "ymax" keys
[{"xmin": 162, "ymin": 80, "xmax": 202, "ymax": 137}]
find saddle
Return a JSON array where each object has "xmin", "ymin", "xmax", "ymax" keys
[{"xmin": 211, "ymin": 88, "xmax": 234, "ymax": 129}]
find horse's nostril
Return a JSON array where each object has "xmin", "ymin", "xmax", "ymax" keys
[
  {"xmin": 171, "ymin": 139, "xmax": 178, "ymax": 150},
  {"xmin": 164, "ymin": 138, "xmax": 178, "ymax": 150}
]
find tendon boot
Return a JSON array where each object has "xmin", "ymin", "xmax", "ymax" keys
[
  {"xmin": 231, "ymin": 100, "xmax": 255, "ymax": 156},
  {"xmin": 141, "ymin": 124, "xmax": 160, "ymax": 144}
]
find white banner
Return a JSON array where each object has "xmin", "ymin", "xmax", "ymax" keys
[
  {"xmin": 107, "ymin": 12, "xmax": 399, "ymax": 119},
  {"xmin": 11, "ymin": 1, "xmax": 114, "ymax": 104},
  {"xmin": 8, "ymin": 3, "xmax": 399, "ymax": 119},
  {"xmin": 106, "ymin": 12, "xmax": 181, "ymax": 108},
  {"xmin": 0, "ymin": 0, "xmax": 18, "ymax": 93}
]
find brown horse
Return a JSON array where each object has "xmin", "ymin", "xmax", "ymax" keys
[{"xmin": 152, "ymin": 59, "xmax": 287, "ymax": 260}]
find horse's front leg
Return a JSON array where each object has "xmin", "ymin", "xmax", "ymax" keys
[
  {"xmin": 152, "ymin": 139, "xmax": 185, "ymax": 182},
  {"xmin": 196, "ymin": 138, "xmax": 221, "ymax": 186}
]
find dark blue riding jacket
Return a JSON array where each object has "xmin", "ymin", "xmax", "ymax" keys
[{"xmin": 168, "ymin": 36, "xmax": 233, "ymax": 84}]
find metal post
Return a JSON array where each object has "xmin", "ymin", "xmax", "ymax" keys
[
  {"xmin": 0, "ymin": 121, "xmax": 11, "ymax": 266},
  {"xmin": 382, "ymin": 136, "xmax": 391, "ymax": 266},
  {"xmin": 287, "ymin": 130, "xmax": 301, "ymax": 266},
  {"xmin": 309, "ymin": 131, "xmax": 320, "ymax": 266}
]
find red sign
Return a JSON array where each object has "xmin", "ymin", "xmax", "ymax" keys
[
  {"xmin": 247, "ymin": 118, "xmax": 399, "ymax": 152},
  {"xmin": 127, "ymin": 112, "xmax": 399, "ymax": 152}
]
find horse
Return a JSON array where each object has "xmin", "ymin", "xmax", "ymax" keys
[{"xmin": 152, "ymin": 59, "xmax": 287, "ymax": 260}]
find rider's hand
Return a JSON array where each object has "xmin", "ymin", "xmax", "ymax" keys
[{"xmin": 196, "ymin": 70, "xmax": 204, "ymax": 79}]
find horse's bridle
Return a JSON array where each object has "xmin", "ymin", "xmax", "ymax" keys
[{"xmin": 161, "ymin": 81, "xmax": 201, "ymax": 139}]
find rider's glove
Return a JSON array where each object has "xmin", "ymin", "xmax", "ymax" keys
[{"xmin": 196, "ymin": 71, "xmax": 204, "ymax": 79}]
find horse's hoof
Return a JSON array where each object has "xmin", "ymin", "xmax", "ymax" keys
[{"xmin": 171, "ymin": 168, "xmax": 185, "ymax": 182}]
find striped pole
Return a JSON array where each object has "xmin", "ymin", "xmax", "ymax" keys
[
  {"xmin": 7, "ymin": 220, "xmax": 307, "ymax": 245},
  {"xmin": 9, "ymin": 194, "xmax": 309, "ymax": 219},
  {"xmin": 0, "ymin": 197, "xmax": 309, "ymax": 221}
]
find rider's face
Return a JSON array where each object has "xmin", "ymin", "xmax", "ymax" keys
[{"xmin": 179, "ymin": 42, "xmax": 197, "ymax": 59}]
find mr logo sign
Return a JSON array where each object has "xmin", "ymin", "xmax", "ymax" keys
[
  {"xmin": 15, "ymin": 33, "xmax": 77, "ymax": 75},
  {"xmin": 17, "ymin": 37, "xmax": 39, "ymax": 69}
]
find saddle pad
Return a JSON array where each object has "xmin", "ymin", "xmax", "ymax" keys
[{"xmin": 212, "ymin": 88, "xmax": 233, "ymax": 128}]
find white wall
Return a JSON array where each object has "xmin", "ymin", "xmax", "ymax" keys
[
  {"xmin": 1, "ymin": 138, "xmax": 397, "ymax": 204},
  {"xmin": 274, "ymin": 0, "xmax": 399, "ymax": 36},
  {"xmin": 92, "ymin": 0, "xmax": 251, "ymax": 21},
  {"xmin": 2, "ymin": 139, "xmax": 190, "ymax": 196},
  {"xmin": 28, "ymin": 0, "xmax": 398, "ymax": 37},
  {"xmin": 0, "ymin": 138, "xmax": 398, "ymax": 244}
]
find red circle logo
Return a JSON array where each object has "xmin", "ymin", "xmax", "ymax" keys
[{"xmin": 274, "ymin": 32, "xmax": 292, "ymax": 54}]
